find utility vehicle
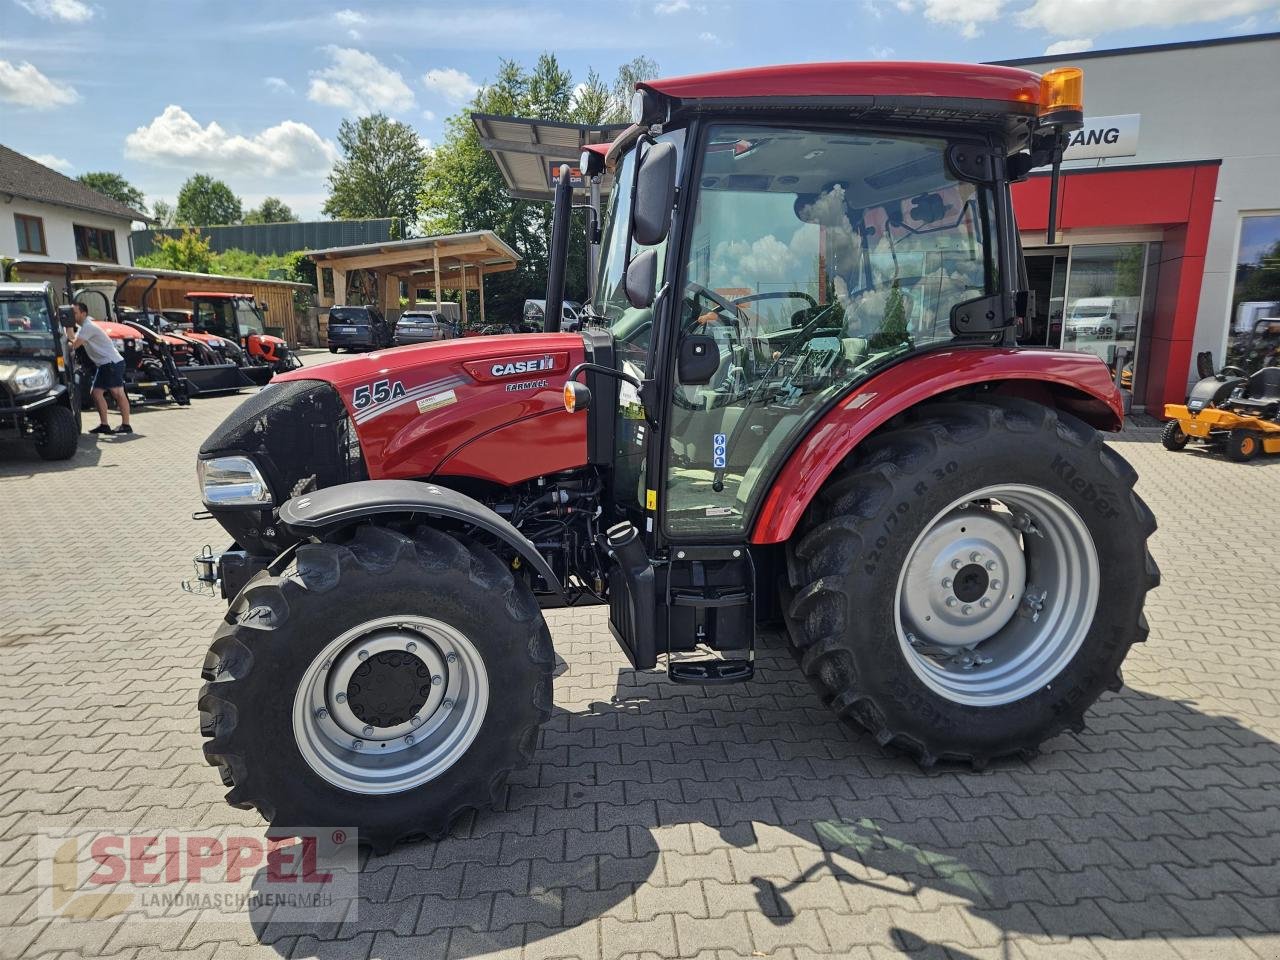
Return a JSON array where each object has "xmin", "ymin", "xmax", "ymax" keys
[
  {"xmin": 190, "ymin": 61, "xmax": 1158, "ymax": 852},
  {"xmin": 0, "ymin": 281, "xmax": 80, "ymax": 459}
]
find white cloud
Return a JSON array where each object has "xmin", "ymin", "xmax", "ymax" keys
[
  {"xmin": 14, "ymin": 0, "xmax": 93, "ymax": 23},
  {"xmin": 125, "ymin": 105, "xmax": 338, "ymax": 177},
  {"xmin": 421, "ymin": 67, "xmax": 479, "ymax": 104},
  {"xmin": 698, "ymin": 30, "xmax": 723, "ymax": 44},
  {"xmin": 869, "ymin": 44, "xmax": 895, "ymax": 59},
  {"xmin": 1018, "ymin": 0, "xmax": 1280, "ymax": 35},
  {"xmin": 308, "ymin": 47, "xmax": 414, "ymax": 113},
  {"xmin": 30, "ymin": 152, "xmax": 71, "ymax": 172},
  {"xmin": 1044, "ymin": 38, "xmax": 1093, "ymax": 54},
  {"xmin": 264, "ymin": 76, "xmax": 294, "ymax": 94},
  {"xmin": 0, "ymin": 59, "xmax": 78, "ymax": 108},
  {"xmin": 894, "ymin": 0, "xmax": 1006, "ymax": 37},
  {"xmin": 333, "ymin": 8, "xmax": 365, "ymax": 25},
  {"xmin": 421, "ymin": 108, "xmax": 436, "ymax": 122},
  {"xmin": 654, "ymin": 0, "xmax": 689, "ymax": 12}
]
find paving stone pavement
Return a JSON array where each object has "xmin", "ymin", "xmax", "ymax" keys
[{"xmin": 1, "ymin": 355, "xmax": 1278, "ymax": 960}]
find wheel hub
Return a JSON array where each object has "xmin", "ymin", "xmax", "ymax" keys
[
  {"xmin": 900, "ymin": 507, "xmax": 1026, "ymax": 650},
  {"xmin": 292, "ymin": 616, "xmax": 488, "ymax": 795}
]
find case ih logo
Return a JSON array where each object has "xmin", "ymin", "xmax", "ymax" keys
[{"xmin": 491, "ymin": 355, "xmax": 555, "ymax": 378}]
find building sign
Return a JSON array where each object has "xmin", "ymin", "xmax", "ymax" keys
[
  {"xmin": 1062, "ymin": 114, "xmax": 1140, "ymax": 161},
  {"xmin": 547, "ymin": 161, "xmax": 584, "ymax": 189}
]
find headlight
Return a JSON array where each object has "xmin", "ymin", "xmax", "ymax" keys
[
  {"xmin": 12, "ymin": 363, "xmax": 55, "ymax": 396},
  {"xmin": 198, "ymin": 456, "xmax": 273, "ymax": 506}
]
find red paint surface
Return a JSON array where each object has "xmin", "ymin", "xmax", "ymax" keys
[
  {"xmin": 751, "ymin": 348, "xmax": 1123, "ymax": 545},
  {"xmin": 1011, "ymin": 161, "xmax": 1221, "ymax": 411},
  {"xmin": 642, "ymin": 62, "xmax": 1042, "ymax": 108},
  {"xmin": 276, "ymin": 333, "xmax": 589, "ymax": 485}
]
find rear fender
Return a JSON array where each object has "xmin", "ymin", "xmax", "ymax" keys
[
  {"xmin": 277, "ymin": 478, "xmax": 562, "ymax": 592},
  {"xmin": 750, "ymin": 348, "xmax": 1124, "ymax": 545}
]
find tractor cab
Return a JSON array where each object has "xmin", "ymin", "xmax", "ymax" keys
[
  {"xmin": 0, "ymin": 279, "xmax": 81, "ymax": 460},
  {"xmin": 185, "ymin": 292, "xmax": 299, "ymax": 378}
]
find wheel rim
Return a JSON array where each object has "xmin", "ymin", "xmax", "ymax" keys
[
  {"xmin": 292, "ymin": 615, "xmax": 489, "ymax": 794},
  {"xmin": 1241, "ymin": 436, "xmax": 1256, "ymax": 456},
  {"xmin": 894, "ymin": 484, "xmax": 1099, "ymax": 707}
]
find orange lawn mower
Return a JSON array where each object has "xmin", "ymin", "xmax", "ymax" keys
[{"xmin": 1163, "ymin": 356, "xmax": 1280, "ymax": 462}]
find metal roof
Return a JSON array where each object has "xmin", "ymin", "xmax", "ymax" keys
[
  {"xmin": 8, "ymin": 259, "xmax": 312, "ymax": 289},
  {"xmin": 306, "ymin": 229, "xmax": 519, "ymax": 265},
  {"xmin": 0, "ymin": 145, "xmax": 153, "ymax": 223},
  {"xmin": 470, "ymin": 114, "xmax": 626, "ymax": 202}
]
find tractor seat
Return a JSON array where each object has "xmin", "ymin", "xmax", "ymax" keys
[{"xmin": 1224, "ymin": 367, "xmax": 1280, "ymax": 417}]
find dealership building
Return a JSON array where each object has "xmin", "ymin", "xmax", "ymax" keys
[{"xmin": 997, "ymin": 32, "xmax": 1280, "ymax": 412}]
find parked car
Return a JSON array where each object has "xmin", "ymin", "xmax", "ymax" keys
[
  {"xmin": 327, "ymin": 305, "xmax": 392, "ymax": 352},
  {"xmin": 522, "ymin": 299, "xmax": 584, "ymax": 331},
  {"xmin": 394, "ymin": 309, "xmax": 459, "ymax": 346}
]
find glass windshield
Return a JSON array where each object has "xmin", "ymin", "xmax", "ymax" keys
[
  {"xmin": 665, "ymin": 124, "xmax": 996, "ymax": 536},
  {"xmin": 0, "ymin": 295, "xmax": 55, "ymax": 351},
  {"xmin": 235, "ymin": 300, "xmax": 266, "ymax": 336}
]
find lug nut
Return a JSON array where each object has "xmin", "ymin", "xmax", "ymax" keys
[
  {"xmin": 352, "ymin": 740, "xmax": 363, "ymax": 751},
  {"xmin": 363, "ymin": 725, "xmax": 374, "ymax": 736},
  {"xmin": 410, "ymin": 715, "xmax": 422, "ymax": 728},
  {"xmin": 942, "ymin": 578, "xmax": 952, "ymax": 588},
  {"xmin": 432, "ymin": 675, "xmax": 443, "ymax": 686},
  {"xmin": 315, "ymin": 708, "xmax": 328, "ymax": 720},
  {"xmin": 970, "ymin": 551, "xmax": 982, "ymax": 562},
  {"xmin": 962, "ymin": 605, "xmax": 972, "ymax": 615},
  {"xmin": 442, "ymin": 699, "xmax": 455, "ymax": 710},
  {"xmin": 446, "ymin": 652, "xmax": 458, "ymax": 665},
  {"xmin": 321, "ymin": 659, "xmax": 332, "ymax": 671},
  {"xmin": 404, "ymin": 735, "xmax": 415, "ymax": 745},
  {"xmin": 406, "ymin": 641, "xmax": 417, "ymax": 652},
  {"xmin": 985, "ymin": 560, "xmax": 997, "ymax": 571},
  {"xmin": 945, "ymin": 597, "xmax": 958, "ymax": 608},
  {"xmin": 990, "ymin": 580, "xmax": 1001, "ymax": 591},
  {"xmin": 951, "ymin": 559, "xmax": 962, "ymax": 570},
  {"xmin": 357, "ymin": 649, "xmax": 369, "ymax": 661},
  {"xmin": 335, "ymin": 692, "xmax": 347, "ymax": 703},
  {"xmin": 980, "ymin": 599, "xmax": 992, "ymax": 609}
]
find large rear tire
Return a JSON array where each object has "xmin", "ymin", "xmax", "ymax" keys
[
  {"xmin": 785, "ymin": 399, "xmax": 1158, "ymax": 767},
  {"xmin": 198, "ymin": 525, "xmax": 553, "ymax": 853}
]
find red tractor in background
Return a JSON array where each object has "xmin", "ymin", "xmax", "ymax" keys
[
  {"xmin": 190, "ymin": 61, "xmax": 1158, "ymax": 853},
  {"xmin": 184, "ymin": 291, "xmax": 301, "ymax": 382}
]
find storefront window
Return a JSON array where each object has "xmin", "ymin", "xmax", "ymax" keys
[
  {"xmin": 1226, "ymin": 214, "xmax": 1280, "ymax": 372},
  {"xmin": 1062, "ymin": 243, "xmax": 1145, "ymax": 382}
]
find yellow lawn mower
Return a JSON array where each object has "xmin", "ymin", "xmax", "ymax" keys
[{"xmin": 1163, "ymin": 363, "xmax": 1280, "ymax": 462}]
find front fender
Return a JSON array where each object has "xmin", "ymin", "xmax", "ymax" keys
[
  {"xmin": 277, "ymin": 478, "xmax": 562, "ymax": 592},
  {"xmin": 750, "ymin": 347, "xmax": 1123, "ymax": 545}
]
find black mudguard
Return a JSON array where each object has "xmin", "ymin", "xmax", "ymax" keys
[{"xmin": 277, "ymin": 478, "xmax": 562, "ymax": 592}]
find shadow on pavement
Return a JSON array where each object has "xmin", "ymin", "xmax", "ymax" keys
[{"xmin": 247, "ymin": 632, "xmax": 1280, "ymax": 956}]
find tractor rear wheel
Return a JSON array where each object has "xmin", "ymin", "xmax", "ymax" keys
[
  {"xmin": 198, "ymin": 525, "xmax": 553, "ymax": 853},
  {"xmin": 785, "ymin": 398, "xmax": 1158, "ymax": 767},
  {"xmin": 1226, "ymin": 429, "xmax": 1260, "ymax": 462},
  {"xmin": 1160, "ymin": 420, "xmax": 1189, "ymax": 451}
]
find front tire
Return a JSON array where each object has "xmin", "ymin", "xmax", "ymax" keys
[
  {"xmin": 198, "ymin": 525, "xmax": 553, "ymax": 852},
  {"xmin": 33, "ymin": 405, "xmax": 78, "ymax": 460},
  {"xmin": 1161, "ymin": 420, "xmax": 1189, "ymax": 451},
  {"xmin": 785, "ymin": 399, "xmax": 1158, "ymax": 767}
]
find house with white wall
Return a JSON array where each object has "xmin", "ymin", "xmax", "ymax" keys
[{"xmin": 0, "ymin": 145, "xmax": 152, "ymax": 268}]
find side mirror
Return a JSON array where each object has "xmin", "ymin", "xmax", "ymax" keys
[
  {"xmin": 625, "ymin": 247, "xmax": 658, "ymax": 309},
  {"xmin": 677, "ymin": 334, "xmax": 720, "ymax": 385},
  {"xmin": 632, "ymin": 140, "xmax": 676, "ymax": 247}
]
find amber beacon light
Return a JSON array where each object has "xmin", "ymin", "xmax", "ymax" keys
[{"xmin": 1039, "ymin": 67, "xmax": 1084, "ymax": 129}]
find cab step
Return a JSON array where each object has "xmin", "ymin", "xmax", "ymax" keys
[
  {"xmin": 664, "ymin": 546, "xmax": 756, "ymax": 685},
  {"xmin": 668, "ymin": 657, "xmax": 754, "ymax": 684}
]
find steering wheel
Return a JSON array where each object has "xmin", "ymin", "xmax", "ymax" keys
[
  {"xmin": 684, "ymin": 282, "xmax": 744, "ymax": 329},
  {"xmin": 1220, "ymin": 365, "xmax": 1248, "ymax": 379}
]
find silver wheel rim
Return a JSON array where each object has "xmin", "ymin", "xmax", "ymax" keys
[
  {"xmin": 894, "ymin": 484, "xmax": 1099, "ymax": 707},
  {"xmin": 292, "ymin": 615, "xmax": 489, "ymax": 795}
]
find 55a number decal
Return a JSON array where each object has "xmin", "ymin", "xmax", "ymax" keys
[{"xmin": 352, "ymin": 378, "xmax": 406, "ymax": 409}]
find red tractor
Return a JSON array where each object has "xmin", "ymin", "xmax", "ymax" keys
[
  {"xmin": 190, "ymin": 61, "xmax": 1157, "ymax": 852},
  {"xmin": 185, "ymin": 291, "xmax": 301, "ymax": 383}
]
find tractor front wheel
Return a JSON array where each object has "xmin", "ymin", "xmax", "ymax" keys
[
  {"xmin": 198, "ymin": 525, "xmax": 553, "ymax": 852},
  {"xmin": 1226, "ymin": 429, "xmax": 1260, "ymax": 462},
  {"xmin": 786, "ymin": 399, "xmax": 1158, "ymax": 767},
  {"xmin": 1161, "ymin": 420, "xmax": 1189, "ymax": 451}
]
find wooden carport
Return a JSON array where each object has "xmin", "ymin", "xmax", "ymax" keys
[{"xmin": 307, "ymin": 230, "xmax": 521, "ymax": 329}]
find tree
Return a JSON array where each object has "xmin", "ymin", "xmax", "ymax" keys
[
  {"xmin": 137, "ymin": 227, "xmax": 213, "ymax": 273},
  {"xmin": 419, "ymin": 54, "xmax": 659, "ymax": 325},
  {"xmin": 244, "ymin": 197, "xmax": 297, "ymax": 224},
  {"xmin": 175, "ymin": 174, "xmax": 243, "ymax": 226},
  {"xmin": 76, "ymin": 172, "xmax": 147, "ymax": 214},
  {"xmin": 151, "ymin": 199, "xmax": 177, "ymax": 228},
  {"xmin": 323, "ymin": 114, "xmax": 426, "ymax": 235}
]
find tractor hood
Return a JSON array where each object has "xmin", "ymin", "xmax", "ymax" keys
[{"xmin": 273, "ymin": 332, "xmax": 590, "ymax": 485}]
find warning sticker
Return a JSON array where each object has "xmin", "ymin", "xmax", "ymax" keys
[
  {"xmin": 417, "ymin": 389, "xmax": 457, "ymax": 414},
  {"xmin": 712, "ymin": 433, "xmax": 727, "ymax": 470}
]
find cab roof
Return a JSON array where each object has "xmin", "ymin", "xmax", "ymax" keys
[
  {"xmin": 639, "ymin": 61, "xmax": 1042, "ymax": 111},
  {"xmin": 185, "ymin": 291, "xmax": 255, "ymax": 300}
]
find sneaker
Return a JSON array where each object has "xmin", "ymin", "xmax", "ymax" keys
[
  {"xmin": 89, "ymin": 424, "xmax": 114, "ymax": 435},
  {"xmin": 116, "ymin": 424, "xmax": 134, "ymax": 434}
]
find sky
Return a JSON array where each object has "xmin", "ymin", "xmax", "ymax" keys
[{"xmin": 1, "ymin": 0, "xmax": 1277, "ymax": 221}]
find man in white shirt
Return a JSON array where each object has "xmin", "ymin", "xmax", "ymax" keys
[{"xmin": 68, "ymin": 302, "xmax": 133, "ymax": 435}]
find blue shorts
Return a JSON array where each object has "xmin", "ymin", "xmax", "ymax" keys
[{"xmin": 92, "ymin": 360, "xmax": 126, "ymax": 390}]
